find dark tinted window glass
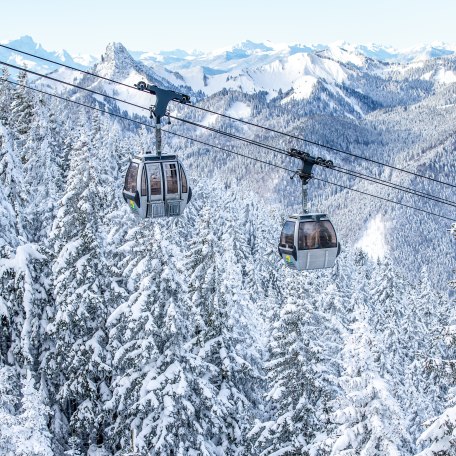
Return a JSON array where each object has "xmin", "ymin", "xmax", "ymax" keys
[
  {"xmin": 147, "ymin": 164, "xmax": 162, "ymax": 196},
  {"xmin": 141, "ymin": 168, "xmax": 147, "ymax": 196},
  {"xmin": 165, "ymin": 163, "xmax": 178, "ymax": 194},
  {"xmin": 280, "ymin": 221, "xmax": 295, "ymax": 247},
  {"xmin": 180, "ymin": 165, "xmax": 188, "ymax": 193},
  {"xmin": 320, "ymin": 221, "xmax": 337, "ymax": 248},
  {"xmin": 299, "ymin": 221, "xmax": 337, "ymax": 250},
  {"xmin": 298, "ymin": 222, "xmax": 315, "ymax": 250},
  {"xmin": 124, "ymin": 162, "xmax": 138, "ymax": 193}
]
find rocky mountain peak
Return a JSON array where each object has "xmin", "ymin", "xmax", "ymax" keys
[{"xmin": 95, "ymin": 42, "xmax": 138, "ymax": 79}]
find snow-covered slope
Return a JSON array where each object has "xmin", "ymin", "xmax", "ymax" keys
[
  {"xmin": 126, "ymin": 40, "xmax": 456, "ymax": 97},
  {"xmin": 0, "ymin": 35, "xmax": 90, "ymax": 75},
  {"xmin": 128, "ymin": 40, "xmax": 366, "ymax": 98},
  {"xmin": 3, "ymin": 36, "xmax": 456, "ymax": 102},
  {"xmin": 174, "ymin": 50, "xmax": 355, "ymax": 99}
]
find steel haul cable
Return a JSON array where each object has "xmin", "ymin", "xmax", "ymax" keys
[
  {"xmin": 1, "ymin": 43, "xmax": 455, "ymax": 189},
  {"xmin": 2, "ymin": 60, "xmax": 455, "ymax": 210},
  {"xmin": 170, "ymin": 115, "xmax": 456, "ymax": 209},
  {"xmin": 0, "ymin": 60, "xmax": 147, "ymax": 111},
  {"xmin": 3, "ymin": 78, "xmax": 455, "ymax": 223}
]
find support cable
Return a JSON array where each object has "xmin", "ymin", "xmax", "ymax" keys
[
  {"xmin": 1, "ymin": 44, "xmax": 454, "ymax": 189},
  {"xmin": 2, "ymin": 61, "xmax": 455, "ymax": 209},
  {"xmin": 3, "ymin": 78, "xmax": 454, "ymax": 223}
]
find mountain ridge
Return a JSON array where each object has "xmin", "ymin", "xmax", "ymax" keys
[
  {"xmin": 4, "ymin": 35, "xmax": 456, "ymax": 73},
  {"xmin": 4, "ymin": 35, "xmax": 456, "ymax": 104}
]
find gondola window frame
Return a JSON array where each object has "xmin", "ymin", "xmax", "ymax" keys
[
  {"xmin": 141, "ymin": 167, "xmax": 147, "ymax": 197},
  {"xmin": 180, "ymin": 164, "xmax": 188, "ymax": 194},
  {"xmin": 147, "ymin": 163, "xmax": 162, "ymax": 197},
  {"xmin": 165, "ymin": 163, "xmax": 179, "ymax": 195},
  {"xmin": 124, "ymin": 162, "xmax": 139, "ymax": 194},
  {"xmin": 280, "ymin": 221, "xmax": 296, "ymax": 248}
]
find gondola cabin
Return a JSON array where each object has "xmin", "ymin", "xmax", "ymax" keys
[
  {"xmin": 278, "ymin": 213, "xmax": 341, "ymax": 270},
  {"xmin": 123, "ymin": 154, "xmax": 192, "ymax": 219}
]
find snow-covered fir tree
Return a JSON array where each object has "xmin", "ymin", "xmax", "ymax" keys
[
  {"xmin": 327, "ymin": 254, "xmax": 411, "ymax": 455},
  {"xmin": 0, "ymin": 66, "xmax": 13, "ymax": 126},
  {"xmin": 10, "ymin": 370, "xmax": 53, "ymax": 456},
  {"xmin": 0, "ymin": 365, "xmax": 20, "ymax": 455},
  {"xmin": 0, "ymin": 122, "xmax": 26, "ymax": 249},
  {"xmin": 182, "ymin": 194, "xmax": 261, "ymax": 454},
  {"xmin": 252, "ymin": 267, "xmax": 343, "ymax": 455},
  {"xmin": 10, "ymin": 69, "xmax": 34, "ymax": 140},
  {"xmin": 416, "ymin": 225, "xmax": 456, "ymax": 456},
  {"xmin": 106, "ymin": 222, "xmax": 209, "ymax": 454},
  {"xmin": 45, "ymin": 112, "xmax": 111, "ymax": 453}
]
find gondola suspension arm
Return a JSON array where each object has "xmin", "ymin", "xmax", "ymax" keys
[
  {"xmin": 135, "ymin": 81, "xmax": 190, "ymax": 157},
  {"xmin": 289, "ymin": 148, "xmax": 334, "ymax": 213}
]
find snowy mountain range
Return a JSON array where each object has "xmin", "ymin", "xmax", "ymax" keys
[
  {"xmin": 0, "ymin": 35, "xmax": 94, "ymax": 73},
  {"xmin": 131, "ymin": 39, "xmax": 456, "ymax": 96},
  {"xmin": 3, "ymin": 36, "xmax": 456, "ymax": 97}
]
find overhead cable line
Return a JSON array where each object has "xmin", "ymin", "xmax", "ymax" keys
[
  {"xmin": 0, "ymin": 60, "xmax": 149, "ymax": 112},
  {"xmin": 169, "ymin": 114, "xmax": 287, "ymax": 156},
  {"xmin": 169, "ymin": 115, "xmax": 456, "ymax": 209},
  {"xmin": 3, "ymin": 79, "xmax": 290, "ymax": 173},
  {"xmin": 2, "ymin": 61, "xmax": 455, "ymax": 210},
  {"xmin": 4, "ymin": 78, "xmax": 154, "ymax": 128},
  {"xmin": 0, "ymin": 43, "xmax": 136, "ymax": 90},
  {"xmin": 311, "ymin": 175, "xmax": 455, "ymax": 222},
  {"xmin": 1, "ymin": 43, "xmax": 455, "ymax": 190},
  {"xmin": 184, "ymin": 104, "xmax": 456, "ymax": 190},
  {"xmin": 1, "ymin": 59, "xmax": 283, "ymax": 158},
  {"xmin": 333, "ymin": 166, "xmax": 456, "ymax": 209},
  {"xmin": 3, "ymin": 78, "xmax": 455, "ymax": 223}
]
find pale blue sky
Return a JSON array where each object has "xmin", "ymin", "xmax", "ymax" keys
[{"xmin": 2, "ymin": 0, "xmax": 456, "ymax": 55}]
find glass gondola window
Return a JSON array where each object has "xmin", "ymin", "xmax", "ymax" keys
[
  {"xmin": 141, "ymin": 168, "xmax": 147, "ymax": 196},
  {"xmin": 180, "ymin": 164, "xmax": 188, "ymax": 193},
  {"xmin": 299, "ymin": 221, "xmax": 337, "ymax": 250},
  {"xmin": 298, "ymin": 222, "xmax": 314, "ymax": 250},
  {"xmin": 148, "ymin": 164, "xmax": 162, "ymax": 196},
  {"xmin": 280, "ymin": 221, "xmax": 295, "ymax": 247},
  {"xmin": 165, "ymin": 163, "xmax": 178, "ymax": 194},
  {"xmin": 124, "ymin": 162, "xmax": 139, "ymax": 193},
  {"xmin": 318, "ymin": 221, "xmax": 337, "ymax": 248}
]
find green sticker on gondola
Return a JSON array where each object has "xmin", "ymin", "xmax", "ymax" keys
[
  {"xmin": 285, "ymin": 255, "xmax": 292, "ymax": 263},
  {"xmin": 129, "ymin": 200, "xmax": 137, "ymax": 211}
]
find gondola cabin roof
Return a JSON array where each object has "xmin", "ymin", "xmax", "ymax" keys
[
  {"xmin": 133, "ymin": 154, "xmax": 178, "ymax": 162},
  {"xmin": 288, "ymin": 213, "xmax": 330, "ymax": 221}
]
